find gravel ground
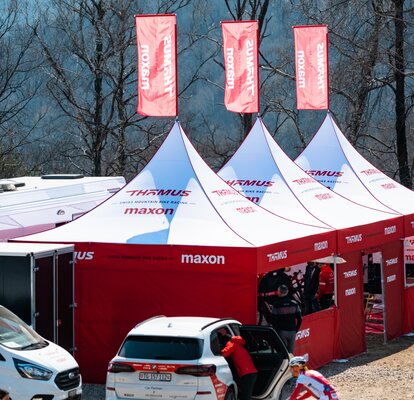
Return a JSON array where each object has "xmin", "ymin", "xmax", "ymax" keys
[
  {"xmin": 82, "ymin": 332, "xmax": 414, "ymax": 400},
  {"xmin": 319, "ymin": 333, "xmax": 414, "ymax": 400}
]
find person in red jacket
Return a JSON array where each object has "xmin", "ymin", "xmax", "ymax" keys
[
  {"xmin": 288, "ymin": 356, "xmax": 338, "ymax": 400},
  {"xmin": 317, "ymin": 264, "xmax": 335, "ymax": 310},
  {"xmin": 221, "ymin": 335, "xmax": 257, "ymax": 400}
]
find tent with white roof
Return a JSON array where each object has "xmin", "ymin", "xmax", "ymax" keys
[
  {"xmin": 295, "ymin": 112, "xmax": 414, "ymax": 338},
  {"xmin": 218, "ymin": 117, "xmax": 404, "ymax": 364},
  {"xmin": 295, "ymin": 113, "xmax": 414, "ymax": 237},
  {"xmin": 14, "ymin": 122, "xmax": 335, "ymax": 383}
]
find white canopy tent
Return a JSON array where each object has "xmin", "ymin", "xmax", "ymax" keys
[
  {"xmin": 14, "ymin": 122, "xmax": 336, "ymax": 383},
  {"xmin": 295, "ymin": 112, "xmax": 414, "ymax": 340},
  {"xmin": 17, "ymin": 122, "xmax": 334, "ymax": 248},
  {"xmin": 218, "ymin": 117, "xmax": 404, "ymax": 363},
  {"xmin": 218, "ymin": 117, "xmax": 401, "ymax": 254},
  {"xmin": 295, "ymin": 113, "xmax": 414, "ymax": 238}
]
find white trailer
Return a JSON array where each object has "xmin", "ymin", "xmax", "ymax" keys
[{"xmin": 0, "ymin": 174, "xmax": 125, "ymax": 241}]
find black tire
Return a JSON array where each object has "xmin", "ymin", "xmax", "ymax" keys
[
  {"xmin": 278, "ymin": 378, "xmax": 296, "ymax": 400},
  {"xmin": 224, "ymin": 387, "xmax": 236, "ymax": 400}
]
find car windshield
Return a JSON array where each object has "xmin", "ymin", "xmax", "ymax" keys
[
  {"xmin": 119, "ymin": 335, "xmax": 203, "ymax": 360},
  {"xmin": 0, "ymin": 307, "xmax": 48, "ymax": 350}
]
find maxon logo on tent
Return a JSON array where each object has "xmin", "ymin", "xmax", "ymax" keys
[
  {"xmin": 314, "ymin": 240, "xmax": 328, "ymax": 251},
  {"xmin": 181, "ymin": 254, "xmax": 225, "ymax": 265}
]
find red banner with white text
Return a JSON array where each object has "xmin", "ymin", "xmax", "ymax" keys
[
  {"xmin": 222, "ymin": 21, "xmax": 259, "ymax": 113},
  {"xmin": 293, "ymin": 25, "xmax": 329, "ymax": 110},
  {"xmin": 135, "ymin": 14, "xmax": 178, "ymax": 117}
]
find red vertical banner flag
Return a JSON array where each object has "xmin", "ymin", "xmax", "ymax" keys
[
  {"xmin": 222, "ymin": 21, "xmax": 259, "ymax": 113},
  {"xmin": 293, "ymin": 25, "xmax": 329, "ymax": 110},
  {"xmin": 135, "ymin": 14, "xmax": 178, "ymax": 117}
]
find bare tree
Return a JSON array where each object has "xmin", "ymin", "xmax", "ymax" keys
[
  {"xmin": 0, "ymin": 0, "xmax": 43, "ymax": 176},
  {"xmin": 29, "ymin": 0, "xmax": 143, "ymax": 177},
  {"xmin": 392, "ymin": 0, "xmax": 411, "ymax": 187}
]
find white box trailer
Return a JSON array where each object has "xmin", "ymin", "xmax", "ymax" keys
[
  {"xmin": 0, "ymin": 242, "xmax": 75, "ymax": 353},
  {"xmin": 0, "ymin": 174, "xmax": 125, "ymax": 241}
]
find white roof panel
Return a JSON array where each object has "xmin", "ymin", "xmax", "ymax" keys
[
  {"xmin": 219, "ymin": 118, "xmax": 398, "ymax": 231},
  {"xmin": 295, "ymin": 113, "xmax": 414, "ymax": 216},
  {"xmin": 16, "ymin": 122, "xmax": 333, "ymax": 247}
]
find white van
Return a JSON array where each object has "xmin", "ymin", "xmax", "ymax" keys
[{"xmin": 0, "ymin": 305, "xmax": 82, "ymax": 399}]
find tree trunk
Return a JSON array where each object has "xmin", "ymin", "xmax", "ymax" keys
[
  {"xmin": 394, "ymin": 0, "xmax": 411, "ymax": 188},
  {"xmin": 93, "ymin": 0, "xmax": 105, "ymax": 176}
]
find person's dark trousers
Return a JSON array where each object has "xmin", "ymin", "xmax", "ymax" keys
[
  {"xmin": 239, "ymin": 373, "xmax": 257, "ymax": 400},
  {"xmin": 277, "ymin": 330, "xmax": 297, "ymax": 353},
  {"xmin": 304, "ymin": 296, "xmax": 321, "ymax": 315},
  {"xmin": 320, "ymin": 294, "xmax": 333, "ymax": 310}
]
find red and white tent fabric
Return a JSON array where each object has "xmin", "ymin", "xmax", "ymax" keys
[
  {"xmin": 295, "ymin": 113, "xmax": 414, "ymax": 237},
  {"xmin": 18, "ymin": 122, "xmax": 334, "ymax": 251},
  {"xmin": 218, "ymin": 117, "xmax": 403, "ymax": 366},
  {"xmin": 295, "ymin": 112, "xmax": 414, "ymax": 337},
  {"xmin": 219, "ymin": 118, "xmax": 402, "ymax": 254},
  {"xmin": 15, "ymin": 122, "xmax": 335, "ymax": 382}
]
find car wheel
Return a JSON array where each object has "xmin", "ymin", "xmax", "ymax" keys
[
  {"xmin": 224, "ymin": 387, "xmax": 236, "ymax": 400},
  {"xmin": 278, "ymin": 378, "xmax": 296, "ymax": 400}
]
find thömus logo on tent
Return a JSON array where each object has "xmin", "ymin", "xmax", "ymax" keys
[
  {"xmin": 181, "ymin": 254, "xmax": 225, "ymax": 265},
  {"xmin": 75, "ymin": 251, "xmax": 94, "ymax": 261},
  {"xmin": 296, "ymin": 328, "xmax": 310, "ymax": 340},
  {"xmin": 385, "ymin": 258, "xmax": 398, "ymax": 266},
  {"xmin": 345, "ymin": 234, "xmax": 362, "ymax": 244},
  {"xmin": 266, "ymin": 250, "xmax": 288, "ymax": 262},
  {"xmin": 126, "ymin": 189, "xmax": 191, "ymax": 197},
  {"xmin": 225, "ymin": 179, "xmax": 273, "ymax": 187},
  {"xmin": 306, "ymin": 170, "xmax": 343, "ymax": 178},
  {"xmin": 343, "ymin": 270, "xmax": 357, "ymax": 278}
]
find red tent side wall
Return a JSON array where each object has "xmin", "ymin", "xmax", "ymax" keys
[
  {"xmin": 257, "ymin": 231, "xmax": 336, "ymax": 273},
  {"xmin": 336, "ymin": 250, "xmax": 365, "ymax": 358},
  {"xmin": 382, "ymin": 240, "xmax": 405, "ymax": 340},
  {"xmin": 294, "ymin": 307, "xmax": 336, "ymax": 369},
  {"xmin": 73, "ymin": 242, "xmax": 257, "ymax": 383},
  {"xmin": 336, "ymin": 218, "xmax": 403, "ymax": 254}
]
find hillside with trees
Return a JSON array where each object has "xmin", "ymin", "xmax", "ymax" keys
[{"xmin": 0, "ymin": 0, "xmax": 413, "ymax": 188}]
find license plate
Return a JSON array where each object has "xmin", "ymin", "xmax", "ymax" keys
[{"xmin": 139, "ymin": 372, "xmax": 172, "ymax": 381}]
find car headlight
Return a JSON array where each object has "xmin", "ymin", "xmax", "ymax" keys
[{"xmin": 13, "ymin": 358, "xmax": 53, "ymax": 380}]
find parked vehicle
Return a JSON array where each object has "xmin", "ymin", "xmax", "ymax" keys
[
  {"xmin": 0, "ymin": 305, "xmax": 82, "ymax": 399},
  {"xmin": 106, "ymin": 316, "xmax": 293, "ymax": 400},
  {"xmin": 0, "ymin": 174, "xmax": 125, "ymax": 241}
]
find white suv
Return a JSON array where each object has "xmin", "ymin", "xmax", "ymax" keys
[{"xmin": 106, "ymin": 316, "xmax": 294, "ymax": 400}]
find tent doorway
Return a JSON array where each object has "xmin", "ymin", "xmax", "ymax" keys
[{"xmin": 363, "ymin": 252, "xmax": 385, "ymax": 340}]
